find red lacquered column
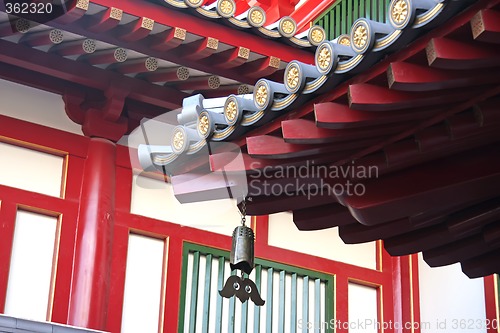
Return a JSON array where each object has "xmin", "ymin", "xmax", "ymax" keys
[{"xmin": 68, "ymin": 138, "xmax": 116, "ymax": 330}]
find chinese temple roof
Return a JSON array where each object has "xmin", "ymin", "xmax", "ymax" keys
[
  {"xmin": 139, "ymin": 0, "xmax": 500, "ymax": 278},
  {"xmin": 0, "ymin": 0, "xmax": 321, "ymax": 139}
]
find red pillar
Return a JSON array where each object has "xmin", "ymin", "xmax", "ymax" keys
[{"xmin": 68, "ymin": 138, "xmax": 116, "ymax": 330}]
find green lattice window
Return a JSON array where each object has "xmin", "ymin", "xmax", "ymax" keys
[
  {"xmin": 314, "ymin": 0, "xmax": 391, "ymax": 40},
  {"xmin": 179, "ymin": 243, "xmax": 335, "ymax": 333}
]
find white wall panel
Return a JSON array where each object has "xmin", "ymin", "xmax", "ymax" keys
[
  {"xmin": 131, "ymin": 174, "xmax": 242, "ymax": 235},
  {"xmin": 348, "ymin": 283, "xmax": 378, "ymax": 333},
  {"xmin": 0, "ymin": 78, "xmax": 83, "ymax": 135},
  {"xmin": 0, "ymin": 142, "xmax": 64, "ymax": 197},
  {"xmin": 418, "ymin": 253, "xmax": 487, "ymax": 333},
  {"xmin": 121, "ymin": 234, "xmax": 165, "ymax": 333},
  {"xmin": 4, "ymin": 211, "xmax": 58, "ymax": 321},
  {"xmin": 268, "ymin": 212, "xmax": 377, "ymax": 270}
]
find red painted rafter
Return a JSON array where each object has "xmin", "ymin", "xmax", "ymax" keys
[
  {"xmin": 471, "ymin": 9, "xmax": 500, "ymax": 43},
  {"xmin": 388, "ymin": 61, "xmax": 500, "ymax": 91},
  {"xmin": 347, "ymin": 83, "xmax": 486, "ymax": 111},
  {"xmin": 344, "ymin": 145, "xmax": 500, "ymax": 226},
  {"xmin": 116, "ymin": 16, "xmax": 154, "ymax": 42},
  {"xmin": 293, "ymin": 203, "xmax": 357, "ymax": 230},
  {"xmin": 149, "ymin": 27, "xmax": 185, "ymax": 52},
  {"xmin": 315, "ymin": 102, "xmax": 445, "ymax": 129},
  {"xmin": 427, "ymin": 37, "xmax": 500, "ymax": 69},
  {"xmin": 246, "ymin": 134, "xmax": 362, "ymax": 159},
  {"xmin": 85, "ymin": 7, "xmax": 122, "ymax": 33},
  {"xmin": 282, "ymin": 118, "xmax": 413, "ymax": 144},
  {"xmin": 0, "ymin": 39, "xmax": 185, "ymax": 109}
]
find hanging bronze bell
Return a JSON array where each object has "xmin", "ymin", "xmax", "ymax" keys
[{"xmin": 230, "ymin": 225, "xmax": 255, "ymax": 275}]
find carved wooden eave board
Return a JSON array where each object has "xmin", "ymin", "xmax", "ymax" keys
[{"xmin": 139, "ymin": 0, "xmax": 500, "ymax": 278}]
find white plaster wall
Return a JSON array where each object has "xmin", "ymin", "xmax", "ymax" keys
[
  {"xmin": 4, "ymin": 211, "xmax": 58, "ymax": 321},
  {"xmin": 121, "ymin": 234, "xmax": 165, "ymax": 333},
  {"xmin": 0, "ymin": 78, "xmax": 83, "ymax": 135},
  {"xmin": 418, "ymin": 253, "xmax": 487, "ymax": 333},
  {"xmin": 0, "ymin": 142, "xmax": 64, "ymax": 197},
  {"xmin": 348, "ymin": 283, "xmax": 378, "ymax": 333},
  {"xmin": 268, "ymin": 212, "xmax": 377, "ymax": 270},
  {"xmin": 131, "ymin": 174, "xmax": 243, "ymax": 235}
]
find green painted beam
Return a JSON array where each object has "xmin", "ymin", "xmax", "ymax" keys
[
  {"xmin": 189, "ymin": 251, "xmax": 200, "ymax": 333},
  {"xmin": 302, "ymin": 276, "xmax": 309, "ymax": 333},
  {"xmin": 254, "ymin": 265, "xmax": 262, "ymax": 333},
  {"xmin": 290, "ymin": 273, "xmax": 298, "ymax": 333},
  {"xmin": 266, "ymin": 268, "xmax": 274, "ymax": 332},
  {"xmin": 201, "ymin": 254, "xmax": 213, "ymax": 333},
  {"xmin": 278, "ymin": 271, "xmax": 286, "ymax": 333},
  {"xmin": 214, "ymin": 256, "xmax": 225, "ymax": 333}
]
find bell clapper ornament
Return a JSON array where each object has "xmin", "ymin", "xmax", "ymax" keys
[{"xmin": 219, "ymin": 199, "xmax": 265, "ymax": 306}]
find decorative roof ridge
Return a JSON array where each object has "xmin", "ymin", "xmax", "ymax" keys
[
  {"xmin": 138, "ymin": 0, "xmax": 475, "ymax": 175},
  {"xmin": 151, "ymin": 0, "xmax": 327, "ymax": 48}
]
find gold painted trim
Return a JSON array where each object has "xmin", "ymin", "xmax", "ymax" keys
[
  {"xmin": 242, "ymin": 110, "xmax": 264, "ymax": 125},
  {"xmin": 414, "ymin": 3, "xmax": 443, "ymax": 26},
  {"xmin": 257, "ymin": 27, "xmax": 280, "ymax": 38},
  {"xmin": 60, "ymin": 154, "xmax": 69, "ymax": 200},
  {"xmin": 376, "ymin": 239, "xmax": 383, "ymax": 272},
  {"xmin": 348, "ymin": 277, "xmax": 382, "ymax": 288},
  {"xmin": 289, "ymin": 37, "xmax": 311, "ymax": 47},
  {"xmin": 164, "ymin": 0, "xmax": 188, "ymax": 9},
  {"xmin": 272, "ymin": 93, "xmax": 297, "ymax": 109},
  {"xmin": 195, "ymin": 7, "xmax": 220, "ymax": 18},
  {"xmin": 213, "ymin": 126, "xmax": 235, "ymax": 139},
  {"xmin": 228, "ymin": 17, "xmax": 250, "ymax": 28},
  {"xmin": 304, "ymin": 75, "xmax": 327, "ymax": 92},
  {"xmin": 251, "ymin": 215, "xmax": 257, "ymax": 241},
  {"xmin": 336, "ymin": 54, "xmax": 363, "ymax": 71},
  {"xmin": 153, "ymin": 152, "xmax": 178, "ymax": 165},
  {"xmin": 374, "ymin": 29, "xmax": 402, "ymax": 49},
  {"xmin": 187, "ymin": 139, "xmax": 207, "ymax": 153}
]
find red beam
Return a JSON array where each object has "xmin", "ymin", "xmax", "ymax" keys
[
  {"xmin": 426, "ymin": 37, "xmax": 500, "ymax": 69},
  {"xmin": 471, "ymin": 9, "xmax": 500, "ymax": 43}
]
